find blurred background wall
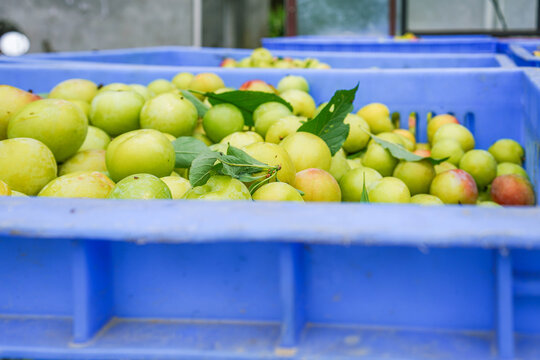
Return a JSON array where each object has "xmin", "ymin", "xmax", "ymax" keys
[
  {"xmin": 0, "ymin": 0, "xmax": 538, "ymax": 54},
  {"xmin": 0, "ymin": 0, "xmax": 269, "ymax": 53}
]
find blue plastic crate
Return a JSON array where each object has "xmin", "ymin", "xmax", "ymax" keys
[
  {"xmin": 503, "ymin": 41, "xmax": 540, "ymax": 67},
  {"xmin": 0, "ymin": 45, "xmax": 516, "ymax": 69},
  {"xmin": 262, "ymin": 36, "xmax": 499, "ymax": 53},
  {"xmin": 1, "ymin": 64, "xmax": 540, "ymax": 360}
]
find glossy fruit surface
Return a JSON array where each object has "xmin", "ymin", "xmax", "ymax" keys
[
  {"xmin": 8, "ymin": 99, "xmax": 88, "ymax": 162},
  {"xmin": 0, "ymin": 138, "xmax": 57, "ymax": 195},
  {"xmin": 108, "ymin": 173, "xmax": 172, "ymax": 200},
  {"xmin": 106, "ymin": 129, "xmax": 175, "ymax": 182},
  {"xmin": 280, "ymin": 132, "xmax": 332, "ymax": 172},
  {"xmin": 294, "ymin": 168, "xmax": 341, "ymax": 202},
  {"xmin": 183, "ymin": 175, "xmax": 251, "ymax": 200},
  {"xmin": 38, "ymin": 171, "xmax": 115, "ymax": 198}
]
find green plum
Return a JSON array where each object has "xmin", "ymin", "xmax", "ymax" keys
[
  {"xmin": 489, "ymin": 139, "xmax": 524, "ymax": 165},
  {"xmin": 243, "ymin": 142, "xmax": 296, "ymax": 185},
  {"xmin": 343, "ymin": 113, "xmax": 371, "ymax": 153},
  {"xmin": 280, "ymin": 89, "xmax": 316, "ymax": 118},
  {"xmin": 362, "ymin": 141, "xmax": 398, "ymax": 177},
  {"xmin": 69, "ymin": 100, "xmax": 91, "ymax": 118},
  {"xmin": 434, "ymin": 161, "xmax": 457, "ymax": 174},
  {"xmin": 108, "ymin": 174, "xmax": 172, "ymax": 200},
  {"xmin": 90, "ymin": 90, "xmax": 145, "ymax": 136},
  {"xmin": 220, "ymin": 58, "xmax": 237, "ymax": 68},
  {"xmin": 430, "ymin": 139, "xmax": 464, "ymax": 166},
  {"xmin": 265, "ymin": 115, "xmax": 303, "ymax": 144},
  {"xmin": 280, "ymin": 132, "xmax": 332, "ymax": 171},
  {"xmin": 140, "ymin": 93, "xmax": 198, "ymax": 137},
  {"xmin": 0, "ymin": 138, "xmax": 57, "ymax": 195},
  {"xmin": 459, "ymin": 150, "xmax": 497, "ymax": 189},
  {"xmin": 38, "ymin": 171, "xmax": 115, "ymax": 198},
  {"xmin": 8, "ymin": 99, "xmax": 88, "ymax": 162},
  {"xmin": 79, "ymin": 125, "xmax": 111, "ymax": 152},
  {"xmin": 220, "ymin": 131, "xmax": 263, "ymax": 148},
  {"xmin": 277, "ymin": 75, "xmax": 309, "ymax": 94},
  {"xmin": 368, "ymin": 177, "xmax": 411, "ymax": 203},
  {"xmin": 393, "ymin": 160, "xmax": 435, "ymax": 195},
  {"xmin": 48, "ymin": 79, "xmax": 98, "ymax": 103},
  {"xmin": 432, "ymin": 123, "xmax": 475, "ymax": 151},
  {"xmin": 294, "ymin": 168, "xmax": 341, "ymax": 202},
  {"xmin": 147, "ymin": 79, "xmax": 176, "ymax": 96},
  {"xmin": 253, "ymin": 102, "xmax": 293, "ymax": 137},
  {"xmin": 427, "ymin": 114, "xmax": 458, "ymax": 144},
  {"xmin": 98, "ymin": 83, "xmax": 132, "ymax": 92},
  {"xmin": 328, "ymin": 148, "xmax": 351, "ymax": 182},
  {"xmin": 106, "ymin": 129, "xmax": 175, "ymax": 182},
  {"xmin": 477, "ymin": 201, "xmax": 502, "ymax": 207},
  {"xmin": 0, "ymin": 85, "xmax": 41, "ymax": 140},
  {"xmin": 0, "ymin": 180, "xmax": 11, "ymax": 196},
  {"xmin": 252, "ymin": 182, "xmax": 304, "ymax": 202},
  {"xmin": 430, "ymin": 169, "xmax": 478, "ymax": 204},
  {"xmin": 357, "ymin": 103, "xmax": 393, "ymax": 134},
  {"xmin": 497, "ymin": 162, "xmax": 529, "ymax": 179},
  {"xmin": 250, "ymin": 47, "xmax": 273, "ymax": 65},
  {"xmin": 189, "ymin": 73, "xmax": 225, "ymax": 99},
  {"xmin": 347, "ymin": 157, "xmax": 363, "ymax": 169},
  {"xmin": 129, "ymin": 84, "xmax": 152, "ymax": 101},
  {"xmin": 410, "ymin": 194, "xmax": 444, "ymax": 205},
  {"xmin": 239, "ymin": 80, "xmax": 276, "ymax": 93},
  {"xmin": 339, "ymin": 167, "xmax": 383, "ymax": 202},
  {"xmin": 161, "ymin": 176, "xmax": 192, "ymax": 199},
  {"xmin": 59, "ymin": 149, "xmax": 107, "ymax": 176},
  {"xmin": 172, "ymin": 72, "xmax": 194, "ymax": 90},
  {"xmin": 203, "ymin": 104, "xmax": 244, "ymax": 143},
  {"xmin": 184, "ymin": 175, "xmax": 251, "ymax": 200}
]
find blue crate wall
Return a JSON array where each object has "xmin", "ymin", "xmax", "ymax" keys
[
  {"xmin": 506, "ymin": 42, "xmax": 540, "ymax": 67},
  {"xmin": 3, "ymin": 45, "xmax": 515, "ymax": 69},
  {"xmin": 261, "ymin": 36, "xmax": 499, "ymax": 53},
  {"xmin": 0, "ymin": 65, "xmax": 540, "ymax": 359}
]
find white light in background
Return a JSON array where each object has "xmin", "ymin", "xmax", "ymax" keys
[{"xmin": 0, "ymin": 32, "xmax": 30, "ymax": 56}]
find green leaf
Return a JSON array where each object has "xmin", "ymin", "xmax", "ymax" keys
[
  {"xmin": 173, "ymin": 136, "xmax": 212, "ymax": 168},
  {"xmin": 370, "ymin": 133, "xmax": 448, "ymax": 165},
  {"xmin": 196, "ymin": 90, "xmax": 293, "ymax": 127},
  {"xmin": 360, "ymin": 173, "xmax": 370, "ymax": 203},
  {"xmin": 226, "ymin": 145, "xmax": 267, "ymax": 167},
  {"xmin": 180, "ymin": 89, "xmax": 209, "ymax": 117},
  {"xmin": 297, "ymin": 84, "xmax": 358, "ymax": 156},
  {"xmin": 189, "ymin": 152, "xmax": 221, "ymax": 187}
]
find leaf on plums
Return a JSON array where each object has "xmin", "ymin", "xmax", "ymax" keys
[
  {"xmin": 360, "ymin": 173, "xmax": 370, "ymax": 203},
  {"xmin": 192, "ymin": 90, "xmax": 293, "ymax": 127},
  {"xmin": 297, "ymin": 84, "xmax": 358, "ymax": 156},
  {"xmin": 173, "ymin": 136, "xmax": 212, "ymax": 168},
  {"xmin": 189, "ymin": 152, "xmax": 222, "ymax": 187},
  {"xmin": 188, "ymin": 144, "xmax": 280, "ymax": 188},
  {"xmin": 220, "ymin": 146, "xmax": 274, "ymax": 179},
  {"xmin": 226, "ymin": 145, "xmax": 267, "ymax": 167},
  {"xmin": 370, "ymin": 133, "xmax": 448, "ymax": 165},
  {"xmin": 180, "ymin": 89, "xmax": 209, "ymax": 117}
]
